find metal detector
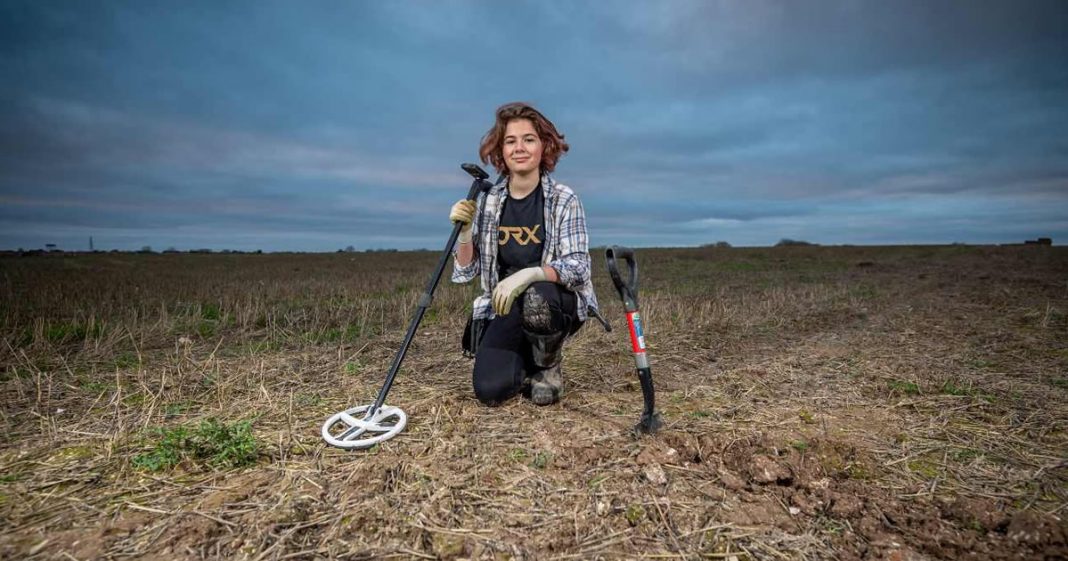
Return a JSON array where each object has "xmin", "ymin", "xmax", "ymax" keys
[
  {"xmin": 605, "ymin": 246, "xmax": 663, "ymax": 435},
  {"xmin": 322, "ymin": 163, "xmax": 495, "ymax": 449}
]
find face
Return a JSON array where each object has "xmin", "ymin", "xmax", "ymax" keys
[{"xmin": 501, "ymin": 118, "xmax": 543, "ymax": 175}]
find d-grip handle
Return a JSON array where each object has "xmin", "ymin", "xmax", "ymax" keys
[{"xmin": 605, "ymin": 245, "xmax": 639, "ymax": 312}]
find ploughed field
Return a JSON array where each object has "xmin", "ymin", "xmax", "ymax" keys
[{"xmin": 0, "ymin": 245, "xmax": 1065, "ymax": 560}]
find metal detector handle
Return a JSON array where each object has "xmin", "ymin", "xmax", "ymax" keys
[
  {"xmin": 461, "ymin": 162, "xmax": 488, "ymax": 180},
  {"xmin": 461, "ymin": 163, "xmax": 492, "ymax": 201},
  {"xmin": 459, "ymin": 165, "xmax": 493, "ymax": 206},
  {"xmin": 605, "ymin": 246, "xmax": 639, "ymax": 312}
]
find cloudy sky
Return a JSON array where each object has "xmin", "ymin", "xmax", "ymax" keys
[{"xmin": 2, "ymin": 1, "xmax": 1066, "ymax": 251}]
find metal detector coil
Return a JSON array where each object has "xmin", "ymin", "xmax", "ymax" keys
[
  {"xmin": 321, "ymin": 163, "xmax": 495, "ymax": 449},
  {"xmin": 606, "ymin": 246, "xmax": 663, "ymax": 435},
  {"xmin": 322, "ymin": 405, "xmax": 407, "ymax": 449}
]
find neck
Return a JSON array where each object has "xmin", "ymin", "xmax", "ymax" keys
[{"xmin": 508, "ymin": 170, "xmax": 540, "ymax": 198}]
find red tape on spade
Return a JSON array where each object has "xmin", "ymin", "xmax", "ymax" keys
[{"xmin": 626, "ymin": 311, "xmax": 646, "ymax": 354}]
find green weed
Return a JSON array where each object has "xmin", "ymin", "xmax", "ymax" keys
[
  {"xmin": 907, "ymin": 459, "xmax": 940, "ymax": 479},
  {"xmin": 820, "ymin": 518, "xmax": 847, "ymax": 535},
  {"xmin": 132, "ymin": 418, "xmax": 260, "ymax": 472},
  {"xmin": 113, "ymin": 352, "xmax": 139, "ymax": 369},
  {"xmin": 849, "ymin": 284, "xmax": 878, "ymax": 300},
  {"xmin": 245, "ymin": 340, "xmax": 275, "ymax": 354},
  {"xmin": 197, "ymin": 320, "xmax": 216, "ymax": 338},
  {"xmin": 294, "ymin": 393, "xmax": 322, "ymax": 407},
  {"xmin": 45, "ymin": 321, "xmax": 103, "ymax": 343},
  {"xmin": 304, "ymin": 328, "xmax": 341, "ymax": 343},
  {"xmin": 201, "ymin": 303, "xmax": 221, "ymax": 320},
  {"xmin": 79, "ymin": 379, "xmax": 111, "ymax": 394},
  {"xmin": 941, "ymin": 380, "xmax": 970, "ymax": 396},
  {"xmin": 530, "ymin": 451, "xmax": 552, "ymax": 469},
  {"xmin": 940, "ymin": 380, "xmax": 994, "ymax": 402},
  {"xmin": 888, "ymin": 380, "xmax": 920, "ymax": 395},
  {"xmin": 588, "ymin": 474, "xmax": 610, "ymax": 489},
  {"xmin": 304, "ymin": 324, "xmax": 365, "ymax": 344},
  {"xmin": 164, "ymin": 402, "xmax": 191, "ymax": 417},
  {"xmin": 123, "ymin": 393, "xmax": 147, "ymax": 406},
  {"xmin": 625, "ymin": 503, "xmax": 645, "ymax": 526}
]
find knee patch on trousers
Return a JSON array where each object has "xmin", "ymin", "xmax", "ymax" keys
[{"xmin": 521, "ymin": 288, "xmax": 553, "ymax": 334}]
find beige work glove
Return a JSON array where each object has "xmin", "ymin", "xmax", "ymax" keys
[
  {"xmin": 449, "ymin": 199, "xmax": 477, "ymax": 243},
  {"xmin": 492, "ymin": 267, "xmax": 548, "ymax": 316}
]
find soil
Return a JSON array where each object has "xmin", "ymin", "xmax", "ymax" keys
[{"xmin": 1, "ymin": 246, "xmax": 1066, "ymax": 559}]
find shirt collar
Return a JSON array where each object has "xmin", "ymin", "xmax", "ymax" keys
[{"xmin": 491, "ymin": 172, "xmax": 555, "ymax": 196}]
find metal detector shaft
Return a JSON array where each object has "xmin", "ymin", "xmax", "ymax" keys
[
  {"xmin": 365, "ymin": 164, "xmax": 492, "ymax": 418},
  {"xmin": 606, "ymin": 246, "xmax": 662, "ymax": 434}
]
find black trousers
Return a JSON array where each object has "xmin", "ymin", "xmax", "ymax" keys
[{"xmin": 472, "ymin": 282, "xmax": 581, "ymax": 405}]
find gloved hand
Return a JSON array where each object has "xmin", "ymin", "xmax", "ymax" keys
[
  {"xmin": 493, "ymin": 267, "xmax": 548, "ymax": 316},
  {"xmin": 449, "ymin": 199, "xmax": 477, "ymax": 243}
]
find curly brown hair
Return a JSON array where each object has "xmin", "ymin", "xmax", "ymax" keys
[{"xmin": 479, "ymin": 102, "xmax": 569, "ymax": 174}]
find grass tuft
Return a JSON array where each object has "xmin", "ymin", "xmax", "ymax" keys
[
  {"xmin": 530, "ymin": 451, "xmax": 552, "ymax": 469},
  {"xmin": 132, "ymin": 417, "xmax": 260, "ymax": 472},
  {"xmin": 888, "ymin": 379, "xmax": 920, "ymax": 395}
]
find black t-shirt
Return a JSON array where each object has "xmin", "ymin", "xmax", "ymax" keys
[{"xmin": 497, "ymin": 185, "xmax": 544, "ymax": 278}]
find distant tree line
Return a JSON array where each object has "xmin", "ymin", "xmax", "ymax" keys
[{"xmin": 775, "ymin": 238, "xmax": 818, "ymax": 247}]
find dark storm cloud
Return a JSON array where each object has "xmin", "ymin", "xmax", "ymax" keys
[{"xmin": 1, "ymin": 0, "xmax": 1066, "ymax": 250}]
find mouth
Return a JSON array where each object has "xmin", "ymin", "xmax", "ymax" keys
[{"xmin": 512, "ymin": 157, "xmax": 530, "ymax": 163}]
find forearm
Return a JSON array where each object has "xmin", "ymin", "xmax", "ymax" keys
[
  {"xmin": 541, "ymin": 265, "xmax": 559, "ymax": 284},
  {"xmin": 455, "ymin": 237, "xmax": 475, "ymax": 267}
]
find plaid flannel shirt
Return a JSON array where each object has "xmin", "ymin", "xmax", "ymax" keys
[{"xmin": 451, "ymin": 173, "xmax": 599, "ymax": 322}]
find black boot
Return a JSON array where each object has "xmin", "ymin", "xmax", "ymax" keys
[{"xmin": 522, "ymin": 289, "xmax": 567, "ymax": 405}]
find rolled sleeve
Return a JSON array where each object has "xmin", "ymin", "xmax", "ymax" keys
[
  {"xmin": 548, "ymin": 195, "xmax": 591, "ymax": 291},
  {"xmin": 451, "ymin": 244, "xmax": 479, "ymax": 283}
]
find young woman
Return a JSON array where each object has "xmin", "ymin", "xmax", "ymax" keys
[{"xmin": 450, "ymin": 102, "xmax": 599, "ymax": 406}]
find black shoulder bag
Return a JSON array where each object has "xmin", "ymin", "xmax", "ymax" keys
[{"xmin": 461, "ymin": 316, "xmax": 487, "ymax": 358}]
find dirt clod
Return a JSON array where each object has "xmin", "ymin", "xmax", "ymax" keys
[
  {"xmin": 830, "ymin": 492, "xmax": 864, "ymax": 518},
  {"xmin": 643, "ymin": 463, "xmax": 668, "ymax": 485},
  {"xmin": 719, "ymin": 469, "xmax": 747, "ymax": 492},
  {"xmin": 748, "ymin": 454, "xmax": 792, "ymax": 485},
  {"xmin": 1005, "ymin": 510, "xmax": 1066, "ymax": 546}
]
